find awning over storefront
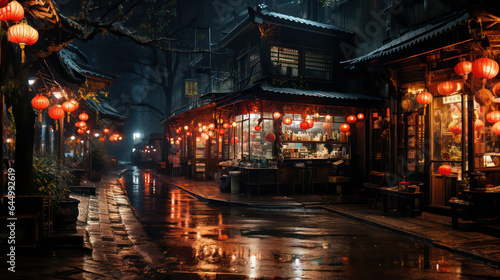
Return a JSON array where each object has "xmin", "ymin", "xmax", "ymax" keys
[
  {"xmin": 214, "ymin": 83, "xmax": 386, "ymax": 108},
  {"xmin": 343, "ymin": 9, "xmax": 470, "ymax": 65},
  {"xmin": 85, "ymin": 98, "xmax": 128, "ymax": 122}
]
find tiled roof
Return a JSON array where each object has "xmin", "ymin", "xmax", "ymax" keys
[
  {"xmin": 58, "ymin": 45, "xmax": 118, "ymax": 81},
  {"xmin": 259, "ymin": 10, "xmax": 352, "ymax": 34},
  {"xmin": 343, "ymin": 10, "xmax": 469, "ymax": 65},
  {"xmin": 261, "ymin": 86, "xmax": 382, "ymax": 101},
  {"xmin": 85, "ymin": 98, "xmax": 128, "ymax": 122}
]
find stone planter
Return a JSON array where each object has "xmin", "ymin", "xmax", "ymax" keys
[{"xmin": 53, "ymin": 198, "xmax": 80, "ymax": 232}]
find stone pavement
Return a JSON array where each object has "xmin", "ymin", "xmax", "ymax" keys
[
  {"xmin": 0, "ymin": 171, "xmax": 164, "ymax": 279},
  {"xmin": 153, "ymin": 172, "xmax": 500, "ymax": 268}
]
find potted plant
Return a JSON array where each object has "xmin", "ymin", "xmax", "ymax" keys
[
  {"xmin": 84, "ymin": 143, "xmax": 111, "ymax": 182},
  {"xmin": 33, "ymin": 154, "xmax": 80, "ymax": 232}
]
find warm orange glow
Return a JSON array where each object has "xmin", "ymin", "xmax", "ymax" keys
[
  {"xmin": 103, "ymin": 128, "xmax": 110, "ymax": 134},
  {"xmin": 62, "ymin": 100, "xmax": 78, "ymax": 113},
  {"xmin": 79, "ymin": 112, "xmax": 89, "ymax": 121},
  {"xmin": 223, "ymin": 123, "xmax": 230, "ymax": 129},
  {"xmin": 48, "ymin": 105, "xmax": 65, "ymax": 120},
  {"xmin": 438, "ymin": 81, "xmax": 458, "ymax": 96},
  {"xmin": 472, "ymin": 57, "xmax": 499, "ymax": 80},
  {"xmin": 184, "ymin": 125, "xmax": 189, "ymax": 130},
  {"xmin": 493, "ymin": 122, "xmax": 500, "ymax": 135},
  {"xmin": 357, "ymin": 113, "xmax": 364, "ymax": 120},
  {"xmin": 283, "ymin": 117, "xmax": 293, "ymax": 125},
  {"xmin": 416, "ymin": 91, "xmax": 433, "ymax": 106},
  {"xmin": 0, "ymin": 1, "xmax": 25, "ymax": 22},
  {"xmin": 325, "ymin": 115, "xmax": 332, "ymax": 121},
  {"xmin": 31, "ymin": 94, "xmax": 49, "ymax": 110},
  {"xmin": 273, "ymin": 112, "xmax": 281, "ymax": 119},
  {"xmin": 265, "ymin": 132, "xmax": 276, "ymax": 142},
  {"xmin": 75, "ymin": 121, "xmax": 86, "ymax": 128},
  {"xmin": 254, "ymin": 125, "xmax": 262, "ymax": 131},
  {"xmin": 218, "ymin": 128, "xmax": 225, "ymax": 135},
  {"xmin": 487, "ymin": 111, "xmax": 500, "ymax": 123},
  {"xmin": 454, "ymin": 61, "xmax": 472, "ymax": 76},
  {"xmin": 339, "ymin": 123, "xmax": 350, "ymax": 133},
  {"xmin": 300, "ymin": 121, "xmax": 309, "ymax": 130},
  {"xmin": 346, "ymin": 115, "xmax": 357, "ymax": 124}
]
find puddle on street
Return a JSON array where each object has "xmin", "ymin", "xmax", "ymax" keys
[{"xmin": 120, "ymin": 169, "xmax": 500, "ymax": 280}]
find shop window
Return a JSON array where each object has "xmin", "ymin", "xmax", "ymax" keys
[
  {"xmin": 270, "ymin": 46, "xmax": 299, "ymax": 77},
  {"xmin": 250, "ymin": 114, "xmax": 273, "ymax": 159},
  {"xmin": 305, "ymin": 51, "xmax": 333, "ymax": 80}
]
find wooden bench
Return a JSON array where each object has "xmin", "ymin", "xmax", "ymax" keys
[
  {"xmin": 380, "ymin": 188, "xmax": 423, "ymax": 217},
  {"xmin": 448, "ymin": 199, "xmax": 475, "ymax": 229}
]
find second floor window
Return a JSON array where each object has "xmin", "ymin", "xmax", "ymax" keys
[
  {"xmin": 305, "ymin": 51, "xmax": 333, "ymax": 80},
  {"xmin": 270, "ymin": 46, "xmax": 299, "ymax": 77}
]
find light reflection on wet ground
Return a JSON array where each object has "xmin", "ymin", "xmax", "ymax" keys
[{"xmin": 121, "ymin": 167, "xmax": 500, "ymax": 279}]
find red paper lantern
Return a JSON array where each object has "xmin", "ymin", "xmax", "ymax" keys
[
  {"xmin": 48, "ymin": 105, "xmax": 65, "ymax": 120},
  {"xmin": 300, "ymin": 121, "xmax": 309, "ymax": 130},
  {"xmin": 273, "ymin": 112, "xmax": 281, "ymax": 119},
  {"xmin": 0, "ymin": 1, "xmax": 25, "ymax": 22},
  {"xmin": 175, "ymin": 128, "xmax": 181, "ymax": 134},
  {"xmin": 254, "ymin": 125, "xmax": 262, "ymax": 131},
  {"xmin": 339, "ymin": 123, "xmax": 350, "ymax": 133},
  {"xmin": 75, "ymin": 121, "xmax": 86, "ymax": 128},
  {"xmin": 306, "ymin": 119, "xmax": 314, "ymax": 128},
  {"xmin": 416, "ymin": 91, "xmax": 433, "ymax": 106},
  {"xmin": 357, "ymin": 113, "xmax": 364, "ymax": 120},
  {"xmin": 31, "ymin": 94, "xmax": 49, "ymax": 110},
  {"xmin": 474, "ymin": 119, "xmax": 484, "ymax": 131},
  {"xmin": 472, "ymin": 57, "xmax": 499, "ymax": 80},
  {"xmin": 62, "ymin": 100, "xmax": 78, "ymax": 113},
  {"xmin": 487, "ymin": 111, "xmax": 500, "ymax": 123},
  {"xmin": 322, "ymin": 122, "xmax": 332, "ymax": 131},
  {"xmin": 99, "ymin": 137, "xmax": 105, "ymax": 142},
  {"xmin": 283, "ymin": 117, "xmax": 293, "ymax": 125},
  {"xmin": 8, "ymin": 21, "xmax": 39, "ymax": 63},
  {"xmin": 0, "ymin": 0, "xmax": 9, "ymax": 9},
  {"xmin": 103, "ymin": 128, "xmax": 110, "ymax": 134},
  {"xmin": 230, "ymin": 137, "xmax": 239, "ymax": 144},
  {"xmin": 492, "ymin": 121, "xmax": 500, "ymax": 135},
  {"xmin": 218, "ymin": 128, "xmax": 226, "ymax": 135},
  {"xmin": 208, "ymin": 131, "xmax": 214, "ymax": 137},
  {"xmin": 223, "ymin": 123, "xmax": 230, "ymax": 129},
  {"xmin": 77, "ymin": 129, "xmax": 84, "ymax": 135},
  {"xmin": 79, "ymin": 112, "xmax": 89, "ymax": 121},
  {"xmin": 455, "ymin": 61, "xmax": 472, "ymax": 76},
  {"xmin": 437, "ymin": 81, "xmax": 458, "ymax": 96},
  {"xmin": 438, "ymin": 165, "xmax": 452, "ymax": 176},
  {"xmin": 265, "ymin": 132, "xmax": 276, "ymax": 142},
  {"xmin": 346, "ymin": 115, "xmax": 357, "ymax": 124},
  {"xmin": 186, "ymin": 132, "xmax": 191, "ymax": 136}
]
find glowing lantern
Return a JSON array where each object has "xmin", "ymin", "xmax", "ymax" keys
[
  {"xmin": 254, "ymin": 125, "xmax": 262, "ymax": 131},
  {"xmin": 175, "ymin": 140, "xmax": 180, "ymax": 145},
  {"xmin": 69, "ymin": 99, "xmax": 79, "ymax": 110},
  {"xmin": 357, "ymin": 113, "xmax": 364, "ymax": 120},
  {"xmin": 209, "ymin": 123, "xmax": 215, "ymax": 129},
  {"xmin": 472, "ymin": 57, "xmax": 499, "ymax": 80},
  {"xmin": 232, "ymin": 122, "xmax": 237, "ymax": 127},
  {"xmin": 492, "ymin": 121, "xmax": 500, "ymax": 135},
  {"xmin": 273, "ymin": 112, "xmax": 281, "ymax": 119},
  {"xmin": 230, "ymin": 137, "xmax": 239, "ymax": 144},
  {"xmin": 198, "ymin": 123, "xmax": 202, "ymax": 127},
  {"xmin": 31, "ymin": 94, "xmax": 49, "ymax": 110},
  {"xmin": 487, "ymin": 111, "xmax": 500, "ymax": 123},
  {"xmin": 99, "ymin": 137, "xmax": 105, "ymax": 142},
  {"xmin": 438, "ymin": 165, "xmax": 452, "ymax": 176},
  {"xmin": 48, "ymin": 105, "xmax": 64, "ymax": 120},
  {"xmin": 346, "ymin": 115, "xmax": 357, "ymax": 124},
  {"xmin": 208, "ymin": 131, "xmax": 214, "ymax": 137},
  {"xmin": 79, "ymin": 112, "xmax": 89, "ymax": 121},
  {"xmin": 314, "ymin": 112, "xmax": 320, "ymax": 119},
  {"xmin": 325, "ymin": 115, "xmax": 332, "ymax": 121},
  {"xmin": 339, "ymin": 123, "xmax": 350, "ymax": 133},
  {"xmin": 0, "ymin": 1, "xmax": 24, "ymax": 22},
  {"xmin": 305, "ymin": 119, "xmax": 314, "ymax": 128},
  {"xmin": 186, "ymin": 132, "xmax": 191, "ymax": 136},
  {"xmin": 62, "ymin": 100, "xmax": 78, "ymax": 113},
  {"xmin": 75, "ymin": 121, "xmax": 86, "ymax": 128},
  {"xmin": 77, "ymin": 129, "xmax": 84, "ymax": 134},
  {"xmin": 455, "ymin": 61, "xmax": 472, "ymax": 77},
  {"xmin": 265, "ymin": 132, "xmax": 276, "ymax": 142},
  {"xmin": 0, "ymin": 0, "xmax": 8, "ymax": 9},
  {"xmin": 322, "ymin": 122, "xmax": 332, "ymax": 131},
  {"xmin": 8, "ymin": 21, "xmax": 39, "ymax": 63},
  {"xmin": 438, "ymin": 81, "xmax": 457, "ymax": 96},
  {"xmin": 283, "ymin": 117, "xmax": 293, "ymax": 125},
  {"xmin": 474, "ymin": 119, "xmax": 484, "ymax": 131},
  {"xmin": 176, "ymin": 128, "xmax": 181, "ymax": 134},
  {"xmin": 416, "ymin": 91, "xmax": 433, "ymax": 106},
  {"xmin": 300, "ymin": 121, "xmax": 309, "ymax": 130},
  {"xmin": 223, "ymin": 123, "xmax": 230, "ymax": 129},
  {"xmin": 103, "ymin": 128, "xmax": 110, "ymax": 134},
  {"xmin": 218, "ymin": 128, "xmax": 225, "ymax": 135},
  {"xmin": 184, "ymin": 125, "xmax": 189, "ymax": 130}
]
